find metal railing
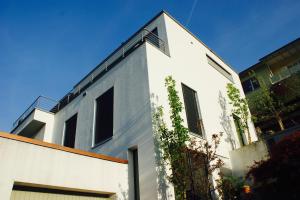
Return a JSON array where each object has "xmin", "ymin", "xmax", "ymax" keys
[
  {"xmin": 12, "ymin": 96, "xmax": 58, "ymax": 130},
  {"xmin": 12, "ymin": 29, "xmax": 167, "ymax": 130},
  {"xmin": 270, "ymin": 63, "xmax": 300, "ymax": 84},
  {"xmin": 73, "ymin": 29, "xmax": 167, "ymax": 93},
  {"xmin": 50, "ymin": 28, "xmax": 168, "ymax": 113}
]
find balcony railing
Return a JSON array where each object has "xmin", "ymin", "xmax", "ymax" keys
[
  {"xmin": 50, "ymin": 28, "xmax": 168, "ymax": 113},
  {"xmin": 12, "ymin": 96, "xmax": 58, "ymax": 131},
  {"xmin": 270, "ymin": 62, "xmax": 300, "ymax": 84}
]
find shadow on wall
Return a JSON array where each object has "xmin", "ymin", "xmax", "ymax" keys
[
  {"xmin": 118, "ymin": 183, "xmax": 128, "ymax": 200},
  {"xmin": 218, "ymin": 91, "xmax": 236, "ymax": 150},
  {"xmin": 151, "ymin": 93, "xmax": 171, "ymax": 200}
]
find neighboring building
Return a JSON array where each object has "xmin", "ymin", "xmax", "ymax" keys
[
  {"xmin": 5, "ymin": 11, "xmax": 257, "ymax": 200},
  {"xmin": 240, "ymin": 38, "xmax": 300, "ymax": 133}
]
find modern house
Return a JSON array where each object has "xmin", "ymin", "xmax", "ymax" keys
[
  {"xmin": 240, "ymin": 38, "xmax": 300, "ymax": 133},
  {"xmin": 3, "ymin": 11, "xmax": 257, "ymax": 199}
]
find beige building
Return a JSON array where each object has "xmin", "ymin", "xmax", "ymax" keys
[{"xmin": 240, "ymin": 38, "xmax": 300, "ymax": 133}]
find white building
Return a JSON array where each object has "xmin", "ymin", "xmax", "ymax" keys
[{"xmin": 5, "ymin": 11, "xmax": 257, "ymax": 200}]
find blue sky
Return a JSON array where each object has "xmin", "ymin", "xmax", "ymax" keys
[{"xmin": 0, "ymin": 0, "xmax": 299, "ymax": 132}]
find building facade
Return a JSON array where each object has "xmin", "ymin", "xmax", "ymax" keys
[
  {"xmin": 9, "ymin": 11, "xmax": 257, "ymax": 200},
  {"xmin": 240, "ymin": 38, "xmax": 300, "ymax": 133}
]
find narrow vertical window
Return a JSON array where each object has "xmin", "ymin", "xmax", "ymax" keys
[
  {"xmin": 182, "ymin": 84, "xmax": 203, "ymax": 136},
  {"xmin": 64, "ymin": 114, "xmax": 77, "ymax": 148},
  {"xmin": 95, "ymin": 87, "xmax": 114, "ymax": 145},
  {"xmin": 233, "ymin": 114, "xmax": 246, "ymax": 146},
  {"xmin": 132, "ymin": 149, "xmax": 140, "ymax": 200}
]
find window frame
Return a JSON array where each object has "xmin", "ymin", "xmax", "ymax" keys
[
  {"xmin": 242, "ymin": 76, "xmax": 260, "ymax": 94},
  {"xmin": 232, "ymin": 114, "xmax": 246, "ymax": 147},
  {"xmin": 206, "ymin": 54, "xmax": 234, "ymax": 83},
  {"xmin": 62, "ymin": 113, "xmax": 78, "ymax": 148},
  {"xmin": 181, "ymin": 83, "xmax": 204, "ymax": 137},
  {"xmin": 92, "ymin": 87, "xmax": 114, "ymax": 147}
]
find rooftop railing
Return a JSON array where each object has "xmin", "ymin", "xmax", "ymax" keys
[
  {"xmin": 12, "ymin": 96, "xmax": 58, "ymax": 131},
  {"xmin": 73, "ymin": 29, "xmax": 167, "ymax": 93},
  {"xmin": 12, "ymin": 28, "xmax": 168, "ymax": 131},
  {"xmin": 51, "ymin": 28, "xmax": 168, "ymax": 113}
]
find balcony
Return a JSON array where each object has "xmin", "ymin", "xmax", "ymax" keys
[
  {"xmin": 51, "ymin": 28, "xmax": 168, "ymax": 113},
  {"xmin": 12, "ymin": 96, "xmax": 57, "ymax": 137},
  {"xmin": 270, "ymin": 61, "xmax": 300, "ymax": 84}
]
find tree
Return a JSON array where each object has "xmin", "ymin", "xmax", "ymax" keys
[
  {"xmin": 226, "ymin": 83, "xmax": 251, "ymax": 143},
  {"xmin": 154, "ymin": 76, "xmax": 224, "ymax": 199},
  {"xmin": 247, "ymin": 78, "xmax": 296, "ymax": 131},
  {"xmin": 247, "ymin": 131, "xmax": 300, "ymax": 199}
]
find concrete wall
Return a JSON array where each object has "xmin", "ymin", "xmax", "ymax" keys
[
  {"xmin": 51, "ymin": 39, "xmax": 153, "ymax": 199},
  {"xmin": 147, "ymin": 13, "xmax": 257, "ymax": 159},
  {"xmin": 34, "ymin": 109, "xmax": 55, "ymax": 142},
  {"xmin": 229, "ymin": 140, "xmax": 269, "ymax": 177},
  {"xmin": 12, "ymin": 109, "xmax": 55, "ymax": 143},
  {"xmin": 0, "ymin": 135, "xmax": 128, "ymax": 200},
  {"xmin": 50, "ymin": 14, "xmax": 169, "ymax": 200},
  {"xmin": 144, "ymin": 13, "xmax": 258, "ymax": 198}
]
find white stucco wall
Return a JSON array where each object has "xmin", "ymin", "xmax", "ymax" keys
[
  {"xmin": 34, "ymin": 109, "xmax": 55, "ymax": 142},
  {"xmin": 0, "ymin": 136, "xmax": 128, "ymax": 200},
  {"xmin": 230, "ymin": 140, "xmax": 269, "ymax": 177},
  {"xmin": 145, "ymin": 13, "xmax": 258, "ymax": 199},
  {"xmin": 147, "ymin": 13, "xmax": 257, "ymax": 159},
  {"xmin": 50, "ymin": 42, "xmax": 157, "ymax": 199},
  {"xmin": 12, "ymin": 109, "xmax": 55, "ymax": 143}
]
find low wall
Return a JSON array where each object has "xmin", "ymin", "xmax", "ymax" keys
[
  {"xmin": 0, "ymin": 132, "xmax": 128, "ymax": 200},
  {"xmin": 230, "ymin": 140, "xmax": 269, "ymax": 177}
]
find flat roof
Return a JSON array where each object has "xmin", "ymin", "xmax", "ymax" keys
[
  {"xmin": 259, "ymin": 37, "xmax": 300, "ymax": 62},
  {"xmin": 74, "ymin": 10, "xmax": 237, "ymax": 89},
  {"xmin": 239, "ymin": 37, "xmax": 300, "ymax": 77}
]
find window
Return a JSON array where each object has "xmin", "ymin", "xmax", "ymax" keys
[
  {"xmin": 206, "ymin": 55, "xmax": 233, "ymax": 82},
  {"xmin": 242, "ymin": 77, "xmax": 260, "ymax": 93},
  {"xmin": 64, "ymin": 114, "xmax": 77, "ymax": 148},
  {"xmin": 233, "ymin": 114, "xmax": 246, "ymax": 146},
  {"xmin": 131, "ymin": 149, "xmax": 140, "ymax": 200},
  {"xmin": 94, "ymin": 87, "xmax": 114, "ymax": 145},
  {"xmin": 182, "ymin": 84, "xmax": 203, "ymax": 136}
]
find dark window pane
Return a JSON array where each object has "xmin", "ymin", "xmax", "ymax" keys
[
  {"xmin": 132, "ymin": 149, "xmax": 140, "ymax": 200},
  {"xmin": 233, "ymin": 114, "xmax": 245, "ymax": 146},
  {"xmin": 251, "ymin": 77, "xmax": 260, "ymax": 90},
  {"xmin": 182, "ymin": 84, "xmax": 202, "ymax": 135},
  {"xmin": 95, "ymin": 87, "xmax": 114, "ymax": 145},
  {"xmin": 64, "ymin": 114, "xmax": 77, "ymax": 148},
  {"xmin": 242, "ymin": 77, "xmax": 260, "ymax": 93},
  {"xmin": 242, "ymin": 79, "xmax": 253, "ymax": 93}
]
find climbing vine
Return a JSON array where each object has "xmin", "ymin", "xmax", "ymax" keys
[
  {"xmin": 226, "ymin": 83, "xmax": 251, "ymax": 143},
  {"xmin": 154, "ymin": 76, "xmax": 224, "ymax": 199}
]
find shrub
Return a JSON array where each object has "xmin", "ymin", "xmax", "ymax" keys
[{"xmin": 247, "ymin": 131, "xmax": 300, "ymax": 199}]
